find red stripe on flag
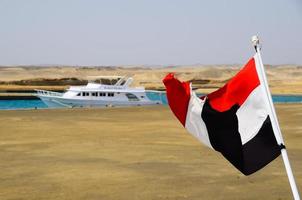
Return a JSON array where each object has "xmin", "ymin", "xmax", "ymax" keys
[
  {"xmin": 163, "ymin": 73, "xmax": 191, "ymax": 126},
  {"xmin": 207, "ymin": 57, "xmax": 260, "ymax": 112}
]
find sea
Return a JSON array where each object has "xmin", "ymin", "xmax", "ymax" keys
[{"xmin": 0, "ymin": 92, "xmax": 302, "ymax": 110}]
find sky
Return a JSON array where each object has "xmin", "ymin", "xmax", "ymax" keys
[{"xmin": 0, "ymin": 0, "xmax": 301, "ymax": 66}]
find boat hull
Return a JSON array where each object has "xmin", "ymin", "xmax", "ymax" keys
[{"xmin": 37, "ymin": 95, "xmax": 161, "ymax": 108}]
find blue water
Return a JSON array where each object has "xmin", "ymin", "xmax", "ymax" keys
[
  {"xmin": 0, "ymin": 100, "xmax": 48, "ymax": 110},
  {"xmin": 147, "ymin": 92, "xmax": 302, "ymax": 105},
  {"xmin": 0, "ymin": 93, "xmax": 301, "ymax": 110}
]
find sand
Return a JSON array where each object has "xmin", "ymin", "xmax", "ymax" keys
[
  {"xmin": 0, "ymin": 105, "xmax": 301, "ymax": 200},
  {"xmin": 0, "ymin": 65, "xmax": 302, "ymax": 94}
]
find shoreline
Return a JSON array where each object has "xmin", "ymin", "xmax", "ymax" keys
[{"xmin": 1, "ymin": 92, "xmax": 302, "ymax": 100}]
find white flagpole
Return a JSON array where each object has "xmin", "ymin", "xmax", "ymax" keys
[{"xmin": 252, "ymin": 35, "xmax": 300, "ymax": 200}]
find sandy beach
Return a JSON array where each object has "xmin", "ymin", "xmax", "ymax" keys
[{"xmin": 0, "ymin": 105, "xmax": 301, "ymax": 200}]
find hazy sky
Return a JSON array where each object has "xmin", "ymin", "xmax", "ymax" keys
[{"xmin": 1, "ymin": 0, "xmax": 301, "ymax": 66}]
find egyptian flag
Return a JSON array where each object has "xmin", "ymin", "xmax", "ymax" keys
[{"xmin": 163, "ymin": 55, "xmax": 281, "ymax": 175}]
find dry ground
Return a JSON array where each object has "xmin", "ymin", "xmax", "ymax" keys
[
  {"xmin": 0, "ymin": 65, "xmax": 302, "ymax": 94},
  {"xmin": 0, "ymin": 105, "xmax": 301, "ymax": 200}
]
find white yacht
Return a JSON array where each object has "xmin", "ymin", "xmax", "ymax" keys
[{"xmin": 35, "ymin": 76, "xmax": 162, "ymax": 108}]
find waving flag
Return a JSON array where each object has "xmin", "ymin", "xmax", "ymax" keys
[{"xmin": 163, "ymin": 55, "xmax": 281, "ymax": 175}]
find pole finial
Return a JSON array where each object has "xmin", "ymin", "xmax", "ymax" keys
[{"xmin": 251, "ymin": 35, "xmax": 260, "ymax": 52}]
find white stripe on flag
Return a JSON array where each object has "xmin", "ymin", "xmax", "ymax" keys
[
  {"xmin": 185, "ymin": 91, "xmax": 213, "ymax": 149},
  {"xmin": 236, "ymin": 85, "xmax": 270, "ymax": 145}
]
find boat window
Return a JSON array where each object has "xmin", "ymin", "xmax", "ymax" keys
[
  {"xmin": 108, "ymin": 93, "xmax": 114, "ymax": 97},
  {"xmin": 77, "ymin": 93, "xmax": 81, "ymax": 96},
  {"xmin": 92, "ymin": 92, "xmax": 97, "ymax": 97},
  {"xmin": 82, "ymin": 92, "xmax": 89, "ymax": 96},
  {"xmin": 126, "ymin": 93, "xmax": 139, "ymax": 101},
  {"xmin": 99, "ymin": 92, "xmax": 106, "ymax": 97}
]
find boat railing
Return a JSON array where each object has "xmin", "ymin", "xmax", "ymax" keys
[{"xmin": 35, "ymin": 89, "xmax": 63, "ymax": 97}]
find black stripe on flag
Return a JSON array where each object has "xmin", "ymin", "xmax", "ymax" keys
[{"xmin": 201, "ymin": 99, "xmax": 281, "ymax": 175}]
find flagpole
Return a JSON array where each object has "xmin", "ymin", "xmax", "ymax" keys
[{"xmin": 252, "ymin": 35, "xmax": 300, "ymax": 200}]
